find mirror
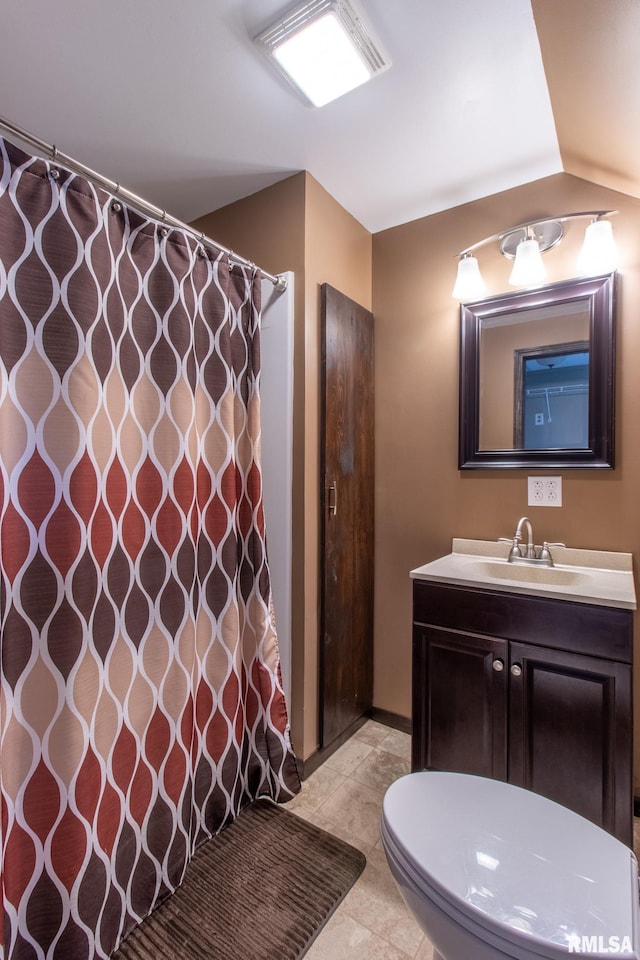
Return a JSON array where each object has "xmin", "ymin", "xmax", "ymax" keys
[{"xmin": 459, "ymin": 273, "xmax": 617, "ymax": 469}]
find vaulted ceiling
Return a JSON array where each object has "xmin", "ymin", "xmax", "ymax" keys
[
  {"xmin": 531, "ymin": 0, "xmax": 640, "ymax": 205},
  {"xmin": 0, "ymin": 0, "xmax": 636, "ymax": 234}
]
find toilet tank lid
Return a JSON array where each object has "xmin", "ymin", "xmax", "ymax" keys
[{"xmin": 383, "ymin": 772, "xmax": 639, "ymax": 956}]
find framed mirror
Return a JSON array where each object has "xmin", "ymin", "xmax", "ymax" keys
[{"xmin": 459, "ymin": 272, "xmax": 617, "ymax": 469}]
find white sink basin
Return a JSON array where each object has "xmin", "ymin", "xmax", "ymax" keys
[
  {"xmin": 411, "ymin": 539, "xmax": 637, "ymax": 609},
  {"xmin": 465, "ymin": 558, "xmax": 589, "ymax": 588}
]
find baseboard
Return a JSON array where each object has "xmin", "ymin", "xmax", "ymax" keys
[
  {"xmin": 369, "ymin": 707, "xmax": 411, "ymax": 735},
  {"xmin": 299, "ymin": 708, "xmax": 412, "ymax": 779}
]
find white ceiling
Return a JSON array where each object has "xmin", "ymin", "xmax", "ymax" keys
[{"xmin": 0, "ymin": 0, "xmax": 562, "ymax": 234}]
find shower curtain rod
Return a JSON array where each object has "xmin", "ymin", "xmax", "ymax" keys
[{"xmin": 0, "ymin": 115, "xmax": 288, "ymax": 292}]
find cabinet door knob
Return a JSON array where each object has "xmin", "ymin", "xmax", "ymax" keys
[
  {"xmin": 492, "ymin": 659, "xmax": 504, "ymax": 672},
  {"xmin": 511, "ymin": 664, "xmax": 522, "ymax": 677}
]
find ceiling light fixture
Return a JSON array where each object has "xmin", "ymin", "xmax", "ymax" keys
[
  {"xmin": 254, "ymin": 0, "xmax": 390, "ymax": 108},
  {"xmin": 452, "ymin": 211, "xmax": 619, "ymax": 302}
]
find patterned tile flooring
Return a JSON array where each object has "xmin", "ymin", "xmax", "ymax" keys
[
  {"xmin": 287, "ymin": 719, "xmax": 640, "ymax": 960},
  {"xmin": 286, "ymin": 721, "xmax": 434, "ymax": 960}
]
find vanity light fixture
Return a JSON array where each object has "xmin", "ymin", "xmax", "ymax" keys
[
  {"xmin": 452, "ymin": 211, "xmax": 619, "ymax": 302},
  {"xmin": 254, "ymin": 0, "xmax": 390, "ymax": 108}
]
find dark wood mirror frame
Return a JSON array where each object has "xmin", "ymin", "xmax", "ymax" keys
[{"xmin": 459, "ymin": 272, "xmax": 617, "ymax": 469}]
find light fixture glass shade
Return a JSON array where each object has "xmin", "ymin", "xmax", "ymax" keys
[
  {"xmin": 509, "ymin": 238, "xmax": 547, "ymax": 288},
  {"xmin": 452, "ymin": 255, "xmax": 486, "ymax": 301},
  {"xmin": 255, "ymin": 0, "xmax": 390, "ymax": 108},
  {"xmin": 577, "ymin": 218, "xmax": 619, "ymax": 276}
]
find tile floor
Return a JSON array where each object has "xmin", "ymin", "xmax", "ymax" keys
[
  {"xmin": 287, "ymin": 719, "xmax": 640, "ymax": 960},
  {"xmin": 286, "ymin": 720, "xmax": 434, "ymax": 960}
]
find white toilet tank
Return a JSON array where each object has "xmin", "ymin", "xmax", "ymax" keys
[{"xmin": 382, "ymin": 772, "xmax": 640, "ymax": 960}]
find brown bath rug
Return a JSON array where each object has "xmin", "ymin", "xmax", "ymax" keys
[{"xmin": 112, "ymin": 799, "xmax": 366, "ymax": 960}]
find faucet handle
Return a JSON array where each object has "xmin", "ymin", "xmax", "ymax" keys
[
  {"xmin": 498, "ymin": 536, "xmax": 523, "ymax": 561},
  {"xmin": 539, "ymin": 541, "xmax": 566, "ymax": 565}
]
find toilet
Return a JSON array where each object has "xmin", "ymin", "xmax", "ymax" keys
[{"xmin": 381, "ymin": 772, "xmax": 640, "ymax": 960}]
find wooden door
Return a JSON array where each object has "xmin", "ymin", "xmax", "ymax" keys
[
  {"xmin": 412, "ymin": 625, "xmax": 508, "ymax": 779},
  {"xmin": 320, "ymin": 283, "xmax": 374, "ymax": 748},
  {"xmin": 508, "ymin": 642, "xmax": 632, "ymax": 844}
]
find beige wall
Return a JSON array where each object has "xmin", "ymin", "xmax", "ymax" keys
[
  {"xmin": 373, "ymin": 171, "xmax": 640, "ymax": 786},
  {"xmin": 192, "ymin": 173, "xmax": 372, "ymax": 760}
]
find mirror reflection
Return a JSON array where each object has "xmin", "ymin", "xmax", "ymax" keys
[{"xmin": 479, "ymin": 300, "xmax": 590, "ymax": 450}]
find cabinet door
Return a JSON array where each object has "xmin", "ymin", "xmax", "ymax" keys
[
  {"xmin": 412, "ymin": 625, "xmax": 507, "ymax": 779},
  {"xmin": 508, "ymin": 642, "xmax": 632, "ymax": 845}
]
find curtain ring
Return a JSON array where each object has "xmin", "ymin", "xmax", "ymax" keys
[{"xmin": 49, "ymin": 144, "xmax": 60, "ymax": 181}]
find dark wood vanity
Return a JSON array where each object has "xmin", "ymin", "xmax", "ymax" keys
[{"xmin": 412, "ymin": 578, "xmax": 633, "ymax": 846}]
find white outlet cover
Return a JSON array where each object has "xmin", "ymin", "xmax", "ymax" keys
[{"xmin": 527, "ymin": 476, "xmax": 562, "ymax": 507}]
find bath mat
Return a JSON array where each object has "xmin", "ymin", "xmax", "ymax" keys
[{"xmin": 112, "ymin": 799, "xmax": 366, "ymax": 960}]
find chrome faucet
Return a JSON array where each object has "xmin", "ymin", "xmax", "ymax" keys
[
  {"xmin": 498, "ymin": 516, "xmax": 565, "ymax": 566},
  {"xmin": 499, "ymin": 516, "xmax": 535, "ymax": 561},
  {"xmin": 515, "ymin": 516, "xmax": 536, "ymax": 559}
]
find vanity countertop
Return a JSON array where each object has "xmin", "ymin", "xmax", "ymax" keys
[{"xmin": 411, "ymin": 539, "xmax": 637, "ymax": 610}]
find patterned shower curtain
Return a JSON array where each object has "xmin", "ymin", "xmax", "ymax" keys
[{"xmin": 0, "ymin": 136, "xmax": 299, "ymax": 960}]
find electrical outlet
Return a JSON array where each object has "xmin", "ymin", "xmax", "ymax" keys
[{"xmin": 527, "ymin": 476, "xmax": 562, "ymax": 507}]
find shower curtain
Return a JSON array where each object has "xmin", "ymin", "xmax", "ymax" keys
[{"xmin": 0, "ymin": 136, "xmax": 299, "ymax": 960}]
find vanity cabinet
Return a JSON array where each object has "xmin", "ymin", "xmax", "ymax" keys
[{"xmin": 412, "ymin": 580, "xmax": 633, "ymax": 845}]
